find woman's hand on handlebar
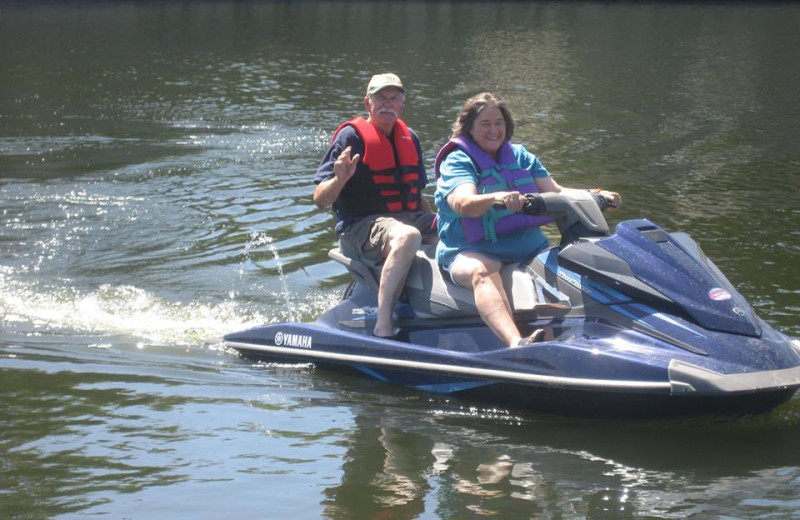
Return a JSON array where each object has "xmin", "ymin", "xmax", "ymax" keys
[
  {"xmin": 492, "ymin": 191, "xmax": 526, "ymax": 212},
  {"xmin": 595, "ymin": 189, "xmax": 622, "ymax": 210}
]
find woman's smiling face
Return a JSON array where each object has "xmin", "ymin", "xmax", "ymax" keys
[{"xmin": 469, "ymin": 105, "xmax": 506, "ymax": 157}]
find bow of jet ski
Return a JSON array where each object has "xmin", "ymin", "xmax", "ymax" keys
[{"xmin": 225, "ymin": 189, "xmax": 800, "ymax": 417}]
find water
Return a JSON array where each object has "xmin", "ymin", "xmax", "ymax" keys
[{"xmin": 2, "ymin": 1, "xmax": 800, "ymax": 518}]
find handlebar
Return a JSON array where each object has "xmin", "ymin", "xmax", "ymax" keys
[
  {"xmin": 491, "ymin": 189, "xmax": 612, "ymax": 245},
  {"xmin": 493, "ymin": 191, "xmax": 610, "ymax": 214}
]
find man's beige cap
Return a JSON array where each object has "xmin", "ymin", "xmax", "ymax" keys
[{"xmin": 366, "ymin": 73, "xmax": 404, "ymax": 96}]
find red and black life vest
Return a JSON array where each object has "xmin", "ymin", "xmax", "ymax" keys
[{"xmin": 332, "ymin": 117, "xmax": 423, "ymax": 217}]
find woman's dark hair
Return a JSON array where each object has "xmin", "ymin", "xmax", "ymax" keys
[{"xmin": 450, "ymin": 92, "xmax": 515, "ymax": 141}]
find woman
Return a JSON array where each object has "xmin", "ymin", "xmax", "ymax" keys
[{"xmin": 434, "ymin": 92, "xmax": 621, "ymax": 348}]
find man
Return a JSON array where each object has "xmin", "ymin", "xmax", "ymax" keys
[{"xmin": 313, "ymin": 73, "xmax": 436, "ymax": 339}]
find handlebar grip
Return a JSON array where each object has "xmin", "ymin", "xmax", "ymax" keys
[
  {"xmin": 592, "ymin": 192, "xmax": 610, "ymax": 211},
  {"xmin": 522, "ymin": 193, "xmax": 547, "ymax": 215}
]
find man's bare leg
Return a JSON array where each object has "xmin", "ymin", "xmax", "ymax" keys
[{"xmin": 374, "ymin": 226, "xmax": 421, "ymax": 338}]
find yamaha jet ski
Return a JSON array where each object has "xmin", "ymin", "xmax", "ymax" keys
[{"xmin": 225, "ymin": 189, "xmax": 800, "ymax": 417}]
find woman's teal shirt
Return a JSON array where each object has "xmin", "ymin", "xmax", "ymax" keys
[{"xmin": 434, "ymin": 143, "xmax": 552, "ymax": 267}]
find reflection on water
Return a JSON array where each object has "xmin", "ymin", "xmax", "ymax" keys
[
  {"xmin": 319, "ymin": 398, "xmax": 800, "ymax": 519},
  {"xmin": 3, "ymin": 334, "xmax": 800, "ymax": 518},
  {"xmin": 2, "ymin": 1, "xmax": 800, "ymax": 518}
]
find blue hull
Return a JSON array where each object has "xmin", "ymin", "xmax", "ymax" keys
[
  {"xmin": 226, "ymin": 210, "xmax": 800, "ymax": 417},
  {"xmin": 226, "ymin": 282, "xmax": 800, "ymax": 417}
]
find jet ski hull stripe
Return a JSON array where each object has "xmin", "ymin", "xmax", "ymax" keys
[{"xmin": 227, "ymin": 340, "xmax": 672, "ymax": 392}]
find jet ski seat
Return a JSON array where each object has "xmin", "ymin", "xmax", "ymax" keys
[
  {"xmin": 328, "ymin": 246, "xmax": 382, "ymax": 295},
  {"xmin": 328, "ymin": 245, "xmax": 569, "ymax": 320}
]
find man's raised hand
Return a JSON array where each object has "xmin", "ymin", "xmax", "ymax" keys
[{"xmin": 334, "ymin": 146, "xmax": 360, "ymax": 183}]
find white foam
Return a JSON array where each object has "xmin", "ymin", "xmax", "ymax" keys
[{"xmin": 0, "ymin": 278, "xmax": 293, "ymax": 348}]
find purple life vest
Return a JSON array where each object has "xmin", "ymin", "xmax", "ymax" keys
[{"xmin": 434, "ymin": 137, "xmax": 553, "ymax": 243}]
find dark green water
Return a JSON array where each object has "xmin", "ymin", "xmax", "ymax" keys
[{"xmin": 2, "ymin": 1, "xmax": 800, "ymax": 518}]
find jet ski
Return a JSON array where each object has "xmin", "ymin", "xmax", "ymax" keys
[{"xmin": 225, "ymin": 189, "xmax": 800, "ymax": 417}]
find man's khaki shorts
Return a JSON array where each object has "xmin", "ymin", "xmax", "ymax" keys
[{"xmin": 339, "ymin": 211, "xmax": 436, "ymax": 265}]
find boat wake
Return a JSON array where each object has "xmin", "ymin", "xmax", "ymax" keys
[{"xmin": 0, "ymin": 276, "xmax": 337, "ymax": 349}]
